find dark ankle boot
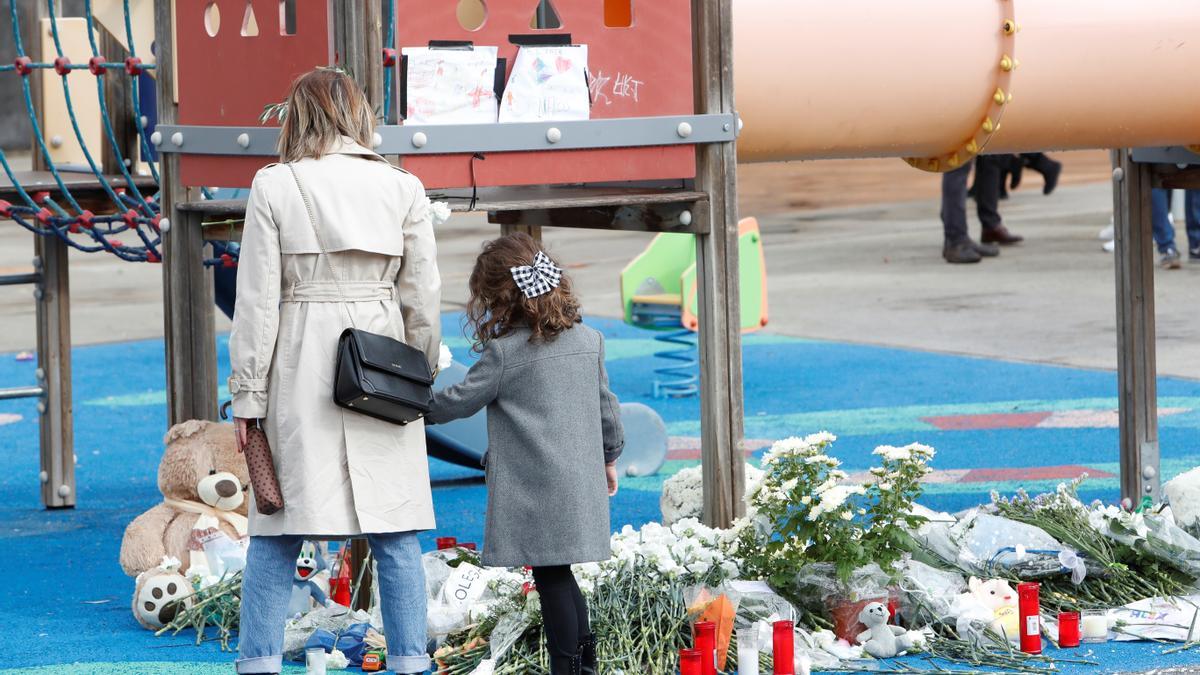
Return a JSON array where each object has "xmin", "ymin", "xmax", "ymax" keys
[
  {"xmin": 578, "ymin": 633, "xmax": 598, "ymax": 674},
  {"xmin": 550, "ymin": 652, "xmax": 582, "ymax": 675}
]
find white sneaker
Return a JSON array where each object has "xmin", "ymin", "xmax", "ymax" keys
[{"xmin": 1102, "ymin": 239, "xmax": 1115, "ymax": 253}]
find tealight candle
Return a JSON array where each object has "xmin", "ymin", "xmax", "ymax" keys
[{"xmin": 1081, "ymin": 611, "xmax": 1109, "ymax": 642}]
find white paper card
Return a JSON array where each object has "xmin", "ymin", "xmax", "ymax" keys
[
  {"xmin": 403, "ymin": 46, "xmax": 499, "ymax": 125},
  {"xmin": 499, "ymin": 45, "xmax": 590, "ymax": 123}
]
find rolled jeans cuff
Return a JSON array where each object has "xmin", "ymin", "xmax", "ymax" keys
[
  {"xmin": 235, "ymin": 654, "xmax": 281, "ymax": 674},
  {"xmin": 388, "ymin": 653, "xmax": 431, "ymax": 674}
]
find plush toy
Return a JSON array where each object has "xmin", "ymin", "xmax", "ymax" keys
[
  {"xmin": 120, "ymin": 420, "xmax": 250, "ymax": 579},
  {"xmin": 856, "ymin": 601, "xmax": 916, "ymax": 659},
  {"xmin": 132, "ymin": 556, "xmax": 193, "ymax": 629},
  {"xmin": 967, "ymin": 577, "xmax": 1019, "ymax": 639},
  {"xmin": 289, "ymin": 541, "xmax": 332, "ymax": 618}
]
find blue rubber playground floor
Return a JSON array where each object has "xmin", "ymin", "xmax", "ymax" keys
[{"xmin": 2, "ymin": 313, "xmax": 1199, "ymax": 672}]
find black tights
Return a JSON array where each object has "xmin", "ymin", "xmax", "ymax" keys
[{"xmin": 531, "ymin": 566, "xmax": 590, "ymax": 658}]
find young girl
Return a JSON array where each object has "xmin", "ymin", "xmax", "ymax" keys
[{"xmin": 428, "ymin": 233, "xmax": 623, "ymax": 675}]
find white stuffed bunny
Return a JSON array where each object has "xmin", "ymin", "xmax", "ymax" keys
[{"xmin": 856, "ymin": 601, "xmax": 915, "ymax": 659}]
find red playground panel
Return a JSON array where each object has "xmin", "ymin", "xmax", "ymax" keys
[
  {"xmin": 176, "ymin": 0, "xmax": 333, "ymax": 187},
  {"xmin": 395, "ymin": 0, "xmax": 695, "ymax": 189}
]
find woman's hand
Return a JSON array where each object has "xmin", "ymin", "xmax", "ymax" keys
[
  {"xmin": 605, "ymin": 461, "xmax": 619, "ymax": 497},
  {"xmin": 234, "ymin": 417, "xmax": 256, "ymax": 453}
]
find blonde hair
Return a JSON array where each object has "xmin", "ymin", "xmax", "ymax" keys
[{"xmin": 277, "ymin": 68, "xmax": 374, "ymax": 162}]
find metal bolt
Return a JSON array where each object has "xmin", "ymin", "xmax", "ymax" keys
[
  {"xmin": 236, "ymin": 133, "xmax": 250, "ymax": 149},
  {"xmin": 50, "ymin": 135, "xmax": 63, "ymax": 148},
  {"xmin": 1142, "ymin": 465, "xmax": 1157, "ymax": 479},
  {"xmin": 737, "ymin": 118, "xmax": 744, "ymax": 133},
  {"xmin": 171, "ymin": 131, "xmax": 184, "ymax": 146},
  {"xmin": 35, "ymin": 368, "xmax": 45, "ymax": 381},
  {"xmin": 679, "ymin": 210, "xmax": 693, "ymax": 226},
  {"xmin": 722, "ymin": 123, "xmax": 731, "ymax": 132},
  {"xmin": 32, "ymin": 256, "xmax": 42, "ymax": 270},
  {"xmin": 372, "ymin": 132, "xmax": 383, "ymax": 148},
  {"xmin": 124, "ymin": 158, "xmax": 132, "ymax": 167},
  {"xmin": 33, "ymin": 287, "xmax": 44, "ymax": 301},
  {"xmin": 57, "ymin": 484, "xmax": 71, "ymax": 498},
  {"xmin": 546, "ymin": 127, "xmax": 562, "ymax": 144},
  {"xmin": 1113, "ymin": 167, "xmax": 1125, "ymax": 182},
  {"xmin": 411, "ymin": 131, "xmax": 428, "ymax": 148},
  {"xmin": 37, "ymin": 401, "xmax": 46, "ymax": 414},
  {"xmin": 140, "ymin": 115, "xmax": 148, "ymax": 127},
  {"xmin": 39, "ymin": 471, "xmax": 48, "ymax": 483},
  {"xmin": 159, "ymin": 217, "xmax": 171, "ymax": 233},
  {"xmin": 676, "ymin": 122, "xmax": 693, "ymax": 138},
  {"xmin": 1146, "ymin": 484, "xmax": 1155, "ymax": 493},
  {"xmin": 150, "ymin": 131, "xmax": 162, "ymax": 146}
]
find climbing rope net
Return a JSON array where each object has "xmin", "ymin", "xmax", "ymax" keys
[
  {"xmin": 0, "ymin": 0, "xmax": 168, "ymax": 263},
  {"xmin": 1, "ymin": 0, "xmax": 402, "ymax": 267}
]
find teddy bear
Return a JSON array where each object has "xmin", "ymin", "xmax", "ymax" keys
[
  {"xmin": 949, "ymin": 577, "xmax": 1020, "ymax": 640},
  {"xmin": 856, "ymin": 601, "xmax": 916, "ymax": 659},
  {"xmin": 120, "ymin": 419, "xmax": 250, "ymax": 580}
]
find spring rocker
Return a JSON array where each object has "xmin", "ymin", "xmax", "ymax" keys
[{"xmin": 621, "ymin": 218, "xmax": 768, "ymax": 397}]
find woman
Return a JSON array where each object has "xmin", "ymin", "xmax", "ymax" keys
[{"xmin": 228, "ymin": 68, "xmax": 441, "ymax": 675}]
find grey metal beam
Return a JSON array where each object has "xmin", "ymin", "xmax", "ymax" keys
[{"xmin": 151, "ymin": 114, "xmax": 738, "ymax": 156}]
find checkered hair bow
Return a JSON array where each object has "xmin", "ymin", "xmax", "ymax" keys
[{"xmin": 510, "ymin": 251, "xmax": 563, "ymax": 299}]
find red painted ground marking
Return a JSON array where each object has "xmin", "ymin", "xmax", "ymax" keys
[
  {"xmin": 960, "ymin": 465, "xmax": 1114, "ymax": 483},
  {"xmin": 921, "ymin": 412, "xmax": 1053, "ymax": 430}
]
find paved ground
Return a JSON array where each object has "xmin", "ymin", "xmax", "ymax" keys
[{"xmin": 6, "ymin": 149, "xmax": 1200, "ymax": 379}]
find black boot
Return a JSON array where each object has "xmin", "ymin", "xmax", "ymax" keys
[
  {"xmin": 579, "ymin": 633, "xmax": 598, "ymax": 674},
  {"xmin": 550, "ymin": 652, "xmax": 582, "ymax": 675}
]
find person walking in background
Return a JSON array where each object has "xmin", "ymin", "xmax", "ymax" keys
[
  {"xmin": 1012, "ymin": 153, "xmax": 1063, "ymax": 195},
  {"xmin": 1151, "ymin": 188, "xmax": 1200, "ymax": 269},
  {"xmin": 941, "ymin": 155, "xmax": 1024, "ymax": 263},
  {"xmin": 428, "ymin": 233, "xmax": 624, "ymax": 675},
  {"xmin": 229, "ymin": 68, "xmax": 442, "ymax": 675}
]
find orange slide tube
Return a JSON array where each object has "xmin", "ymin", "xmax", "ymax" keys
[{"xmin": 734, "ymin": 0, "xmax": 1200, "ymax": 166}]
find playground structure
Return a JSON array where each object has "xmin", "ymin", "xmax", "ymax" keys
[{"xmin": 3, "ymin": 0, "xmax": 1200, "ymax": 523}]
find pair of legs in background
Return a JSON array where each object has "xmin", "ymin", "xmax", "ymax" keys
[
  {"xmin": 532, "ymin": 565, "xmax": 596, "ymax": 675},
  {"xmin": 1150, "ymin": 188, "xmax": 1200, "ymax": 268},
  {"xmin": 941, "ymin": 156, "xmax": 1024, "ymax": 264},
  {"xmin": 236, "ymin": 532, "xmax": 429, "ymax": 675}
]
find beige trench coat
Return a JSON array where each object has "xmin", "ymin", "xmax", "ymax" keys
[{"xmin": 228, "ymin": 138, "xmax": 441, "ymax": 537}]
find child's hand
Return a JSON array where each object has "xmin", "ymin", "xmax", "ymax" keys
[{"xmin": 605, "ymin": 462, "xmax": 619, "ymax": 496}]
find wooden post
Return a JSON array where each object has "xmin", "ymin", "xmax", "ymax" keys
[
  {"xmin": 692, "ymin": 0, "xmax": 745, "ymax": 527},
  {"xmin": 1111, "ymin": 149, "xmax": 1160, "ymax": 504},
  {"xmin": 335, "ymin": 0, "xmax": 383, "ymax": 110},
  {"xmin": 98, "ymin": 27, "xmax": 134, "ymax": 175},
  {"xmin": 157, "ymin": 0, "xmax": 219, "ymax": 425},
  {"xmin": 26, "ymin": 0, "xmax": 75, "ymax": 509}
]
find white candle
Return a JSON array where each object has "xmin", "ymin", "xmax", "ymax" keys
[
  {"xmin": 738, "ymin": 626, "xmax": 760, "ymax": 675},
  {"xmin": 1081, "ymin": 614, "xmax": 1109, "ymax": 641},
  {"xmin": 306, "ymin": 648, "xmax": 327, "ymax": 675}
]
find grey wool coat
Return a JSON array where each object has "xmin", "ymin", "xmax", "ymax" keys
[{"xmin": 427, "ymin": 323, "xmax": 624, "ymax": 567}]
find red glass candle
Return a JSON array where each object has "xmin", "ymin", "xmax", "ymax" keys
[
  {"xmin": 462, "ymin": 542, "xmax": 477, "ymax": 551},
  {"xmin": 693, "ymin": 621, "xmax": 716, "ymax": 675},
  {"xmin": 1017, "ymin": 582, "xmax": 1042, "ymax": 654},
  {"xmin": 1058, "ymin": 611, "xmax": 1081, "ymax": 648},
  {"xmin": 679, "ymin": 648, "xmax": 702, "ymax": 675},
  {"xmin": 436, "ymin": 537, "xmax": 457, "ymax": 550},
  {"xmin": 329, "ymin": 577, "xmax": 351, "ymax": 607},
  {"xmin": 773, "ymin": 620, "xmax": 795, "ymax": 675}
]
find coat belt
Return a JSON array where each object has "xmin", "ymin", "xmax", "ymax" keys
[{"xmin": 282, "ymin": 280, "xmax": 395, "ymax": 303}]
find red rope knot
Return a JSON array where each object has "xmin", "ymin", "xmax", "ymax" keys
[
  {"xmin": 14, "ymin": 56, "xmax": 33, "ymax": 76},
  {"xmin": 220, "ymin": 253, "xmax": 235, "ymax": 268},
  {"xmin": 382, "ymin": 48, "xmax": 398, "ymax": 68},
  {"xmin": 73, "ymin": 210, "xmax": 95, "ymax": 233},
  {"xmin": 145, "ymin": 250, "xmax": 160, "ymax": 263},
  {"xmin": 53, "ymin": 56, "xmax": 71, "ymax": 76},
  {"xmin": 88, "ymin": 56, "xmax": 107, "ymax": 76},
  {"xmin": 0, "ymin": 200, "xmax": 11, "ymax": 218},
  {"xmin": 36, "ymin": 208, "xmax": 53, "ymax": 225},
  {"xmin": 124, "ymin": 57, "xmax": 143, "ymax": 76},
  {"xmin": 150, "ymin": 214, "xmax": 163, "ymax": 232},
  {"xmin": 33, "ymin": 191, "xmax": 51, "ymax": 204},
  {"xmin": 122, "ymin": 209, "xmax": 139, "ymax": 228}
]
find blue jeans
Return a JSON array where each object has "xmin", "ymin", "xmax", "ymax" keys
[
  {"xmin": 236, "ymin": 533, "xmax": 430, "ymax": 674},
  {"xmin": 1151, "ymin": 189, "xmax": 1200, "ymax": 253}
]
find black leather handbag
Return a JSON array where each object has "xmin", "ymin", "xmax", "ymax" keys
[{"xmin": 289, "ymin": 164, "xmax": 434, "ymax": 426}]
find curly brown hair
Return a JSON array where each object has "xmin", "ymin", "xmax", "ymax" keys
[{"xmin": 465, "ymin": 233, "xmax": 581, "ymax": 352}]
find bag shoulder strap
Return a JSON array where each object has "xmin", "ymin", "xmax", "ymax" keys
[{"xmin": 286, "ymin": 162, "xmax": 357, "ymax": 330}]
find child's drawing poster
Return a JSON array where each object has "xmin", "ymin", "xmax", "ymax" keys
[
  {"xmin": 499, "ymin": 45, "xmax": 590, "ymax": 123},
  {"xmin": 403, "ymin": 46, "xmax": 499, "ymax": 125}
]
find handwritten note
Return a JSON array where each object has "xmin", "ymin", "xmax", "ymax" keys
[
  {"xmin": 499, "ymin": 45, "xmax": 590, "ymax": 123},
  {"xmin": 403, "ymin": 46, "xmax": 499, "ymax": 125}
]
